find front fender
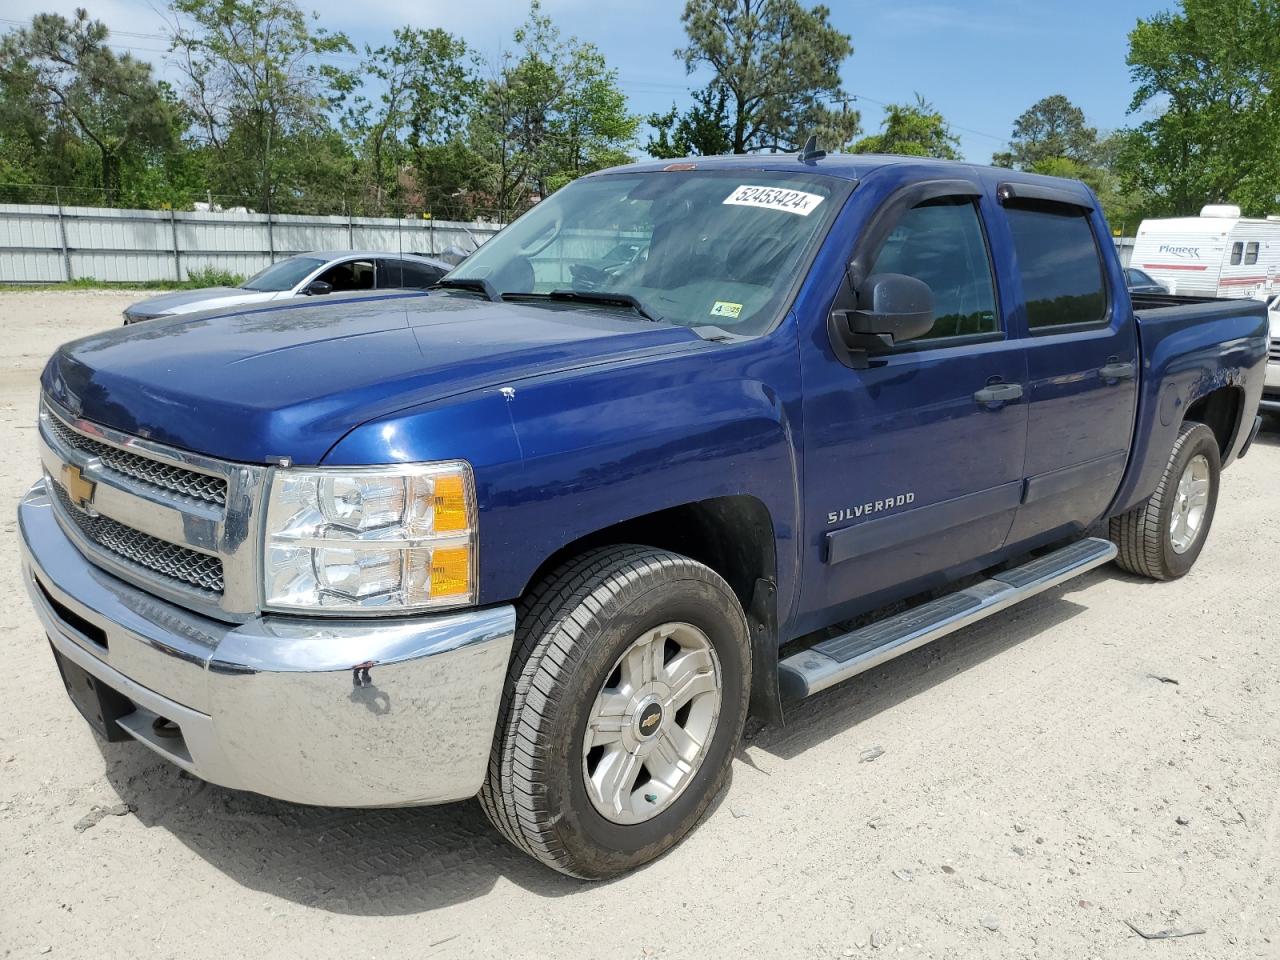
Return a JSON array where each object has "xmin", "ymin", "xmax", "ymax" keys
[{"xmin": 322, "ymin": 326, "xmax": 804, "ymax": 624}]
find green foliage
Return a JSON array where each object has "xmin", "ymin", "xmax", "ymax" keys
[
  {"xmin": 645, "ymin": 85, "xmax": 733, "ymax": 158},
  {"xmin": 468, "ymin": 2, "xmax": 638, "ymax": 219},
  {"xmin": 0, "ymin": 10, "xmax": 177, "ymax": 200},
  {"xmin": 676, "ymin": 0, "xmax": 860, "ymax": 153},
  {"xmin": 1123, "ymin": 0, "xmax": 1280, "ymax": 217},
  {"xmin": 853, "ymin": 96, "xmax": 959, "ymax": 159},
  {"xmin": 344, "ymin": 27, "xmax": 481, "ymax": 214},
  {"xmin": 992, "ymin": 95, "xmax": 1097, "ymax": 169},
  {"xmin": 184, "ymin": 266, "xmax": 243, "ymax": 286},
  {"xmin": 168, "ymin": 0, "xmax": 356, "ymax": 212}
]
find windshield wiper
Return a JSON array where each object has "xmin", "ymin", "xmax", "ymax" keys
[
  {"xmin": 433, "ymin": 276, "xmax": 500, "ymax": 302},
  {"xmin": 503, "ymin": 289, "xmax": 664, "ymax": 323}
]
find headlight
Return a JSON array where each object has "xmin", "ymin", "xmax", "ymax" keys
[{"xmin": 263, "ymin": 462, "xmax": 477, "ymax": 613}]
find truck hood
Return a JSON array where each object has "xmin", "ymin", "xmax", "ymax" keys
[
  {"xmin": 43, "ymin": 292, "xmax": 703, "ymax": 464},
  {"xmin": 125, "ymin": 287, "xmax": 280, "ymax": 317}
]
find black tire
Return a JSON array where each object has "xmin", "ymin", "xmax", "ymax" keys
[
  {"xmin": 1110, "ymin": 421, "xmax": 1221, "ymax": 580},
  {"xmin": 479, "ymin": 545, "xmax": 751, "ymax": 879}
]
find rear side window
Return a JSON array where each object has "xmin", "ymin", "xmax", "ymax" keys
[
  {"xmin": 1231, "ymin": 242, "xmax": 1243, "ymax": 266},
  {"xmin": 867, "ymin": 198, "xmax": 998, "ymax": 341},
  {"xmin": 1005, "ymin": 202, "xmax": 1106, "ymax": 330},
  {"xmin": 1246, "ymin": 242, "xmax": 1260, "ymax": 265},
  {"xmin": 380, "ymin": 259, "xmax": 447, "ymax": 289}
]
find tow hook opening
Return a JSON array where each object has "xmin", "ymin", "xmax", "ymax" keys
[{"xmin": 151, "ymin": 715, "xmax": 182, "ymax": 740}]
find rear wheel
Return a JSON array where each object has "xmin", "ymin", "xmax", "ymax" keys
[
  {"xmin": 1110, "ymin": 421, "xmax": 1220, "ymax": 580},
  {"xmin": 480, "ymin": 545, "xmax": 750, "ymax": 879}
]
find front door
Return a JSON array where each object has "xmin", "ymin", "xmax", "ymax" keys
[
  {"xmin": 998, "ymin": 198, "xmax": 1139, "ymax": 546},
  {"xmin": 796, "ymin": 187, "xmax": 1029, "ymax": 635}
]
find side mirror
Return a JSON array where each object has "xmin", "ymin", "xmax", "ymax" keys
[
  {"xmin": 303, "ymin": 280, "xmax": 333, "ymax": 296},
  {"xmin": 829, "ymin": 273, "xmax": 935, "ymax": 368}
]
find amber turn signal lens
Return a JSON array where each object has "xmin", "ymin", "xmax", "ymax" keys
[
  {"xmin": 432, "ymin": 474, "xmax": 469, "ymax": 532},
  {"xmin": 429, "ymin": 546, "xmax": 472, "ymax": 599}
]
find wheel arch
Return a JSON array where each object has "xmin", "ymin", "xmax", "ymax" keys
[
  {"xmin": 1183, "ymin": 384, "xmax": 1245, "ymax": 460},
  {"xmin": 516, "ymin": 495, "xmax": 784, "ymax": 723}
]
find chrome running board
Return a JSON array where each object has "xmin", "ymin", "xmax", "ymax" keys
[{"xmin": 778, "ymin": 537, "xmax": 1117, "ymax": 700}]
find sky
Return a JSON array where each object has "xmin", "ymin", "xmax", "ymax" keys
[{"xmin": 3, "ymin": 0, "xmax": 1174, "ymax": 162}]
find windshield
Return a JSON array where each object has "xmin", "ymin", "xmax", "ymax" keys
[
  {"xmin": 447, "ymin": 169, "xmax": 850, "ymax": 335},
  {"xmin": 241, "ymin": 256, "xmax": 325, "ymax": 292}
]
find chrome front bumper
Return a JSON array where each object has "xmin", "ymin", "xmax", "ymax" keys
[{"xmin": 20, "ymin": 480, "xmax": 515, "ymax": 807}]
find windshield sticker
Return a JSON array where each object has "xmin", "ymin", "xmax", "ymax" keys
[
  {"xmin": 723, "ymin": 185, "xmax": 825, "ymax": 216},
  {"xmin": 711, "ymin": 301, "xmax": 743, "ymax": 319}
]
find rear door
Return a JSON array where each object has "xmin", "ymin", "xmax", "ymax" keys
[
  {"xmin": 797, "ymin": 183, "xmax": 1029, "ymax": 633},
  {"xmin": 999, "ymin": 195, "xmax": 1139, "ymax": 547}
]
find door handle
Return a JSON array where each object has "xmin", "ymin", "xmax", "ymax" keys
[
  {"xmin": 973, "ymin": 382, "xmax": 1024, "ymax": 406},
  {"xmin": 1099, "ymin": 361, "xmax": 1136, "ymax": 382}
]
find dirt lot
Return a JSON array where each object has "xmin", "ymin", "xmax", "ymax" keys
[{"xmin": 0, "ymin": 289, "xmax": 1276, "ymax": 959}]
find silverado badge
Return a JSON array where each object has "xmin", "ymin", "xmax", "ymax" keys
[{"xmin": 60, "ymin": 463, "xmax": 96, "ymax": 511}]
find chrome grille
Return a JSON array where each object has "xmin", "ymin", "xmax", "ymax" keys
[
  {"xmin": 1270, "ymin": 338, "xmax": 1280, "ymax": 362},
  {"xmin": 51, "ymin": 479, "xmax": 225, "ymax": 595},
  {"xmin": 46, "ymin": 414, "xmax": 227, "ymax": 507}
]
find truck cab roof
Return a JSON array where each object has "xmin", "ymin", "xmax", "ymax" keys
[{"xmin": 590, "ymin": 152, "xmax": 1098, "ymax": 207}]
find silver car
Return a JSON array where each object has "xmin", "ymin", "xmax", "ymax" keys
[{"xmin": 122, "ymin": 251, "xmax": 453, "ymax": 324}]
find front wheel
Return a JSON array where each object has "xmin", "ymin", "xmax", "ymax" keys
[
  {"xmin": 479, "ymin": 545, "xmax": 751, "ymax": 879},
  {"xmin": 1110, "ymin": 421, "xmax": 1221, "ymax": 580}
]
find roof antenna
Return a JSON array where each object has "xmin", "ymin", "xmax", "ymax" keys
[{"xmin": 798, "ymin": 134, "xmax": 826, "ymax": 162}]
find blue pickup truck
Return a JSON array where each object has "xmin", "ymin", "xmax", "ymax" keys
[{"xmin": 21, "ymin": 153, "xmax": 1268, "ymax": 879}]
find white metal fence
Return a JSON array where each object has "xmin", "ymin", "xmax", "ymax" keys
[{"xmin": 0, "ymin": 203, "xmax": 505, "ymax": 284}]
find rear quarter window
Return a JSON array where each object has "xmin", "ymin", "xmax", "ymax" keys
[{"xmin": 1005, "ymin": 202, "xmax": 1107, "ymax": 330}]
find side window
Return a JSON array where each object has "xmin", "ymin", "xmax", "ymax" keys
[
  {"xmin": 1231, "ymin": 242, "xmax": 1243, "ymax": 266},
  {"xmin": 400, "ymin": 261, "xmax": 446, "ymax": 288},
  {"xmin": 866, "ymin": 198, "xmax": 998, "ymax": 341},
  {"xmin": 377, "ymin": 259, "xmax": 403, "ymax": 289},
  {"xmin": 379, "ymin": 259, "xmax": 445, "ymax": 289},
  {"xmin": 1005, "ymin": 202, "xmax": 1106, "ymax": 330},
  {"xmin": 1246, "ymin": 242, "xmax": 1260, "ymax": 265},
  {"xmin": 316, "ymin": 259, "xmax": 374, "ymax": 292}
]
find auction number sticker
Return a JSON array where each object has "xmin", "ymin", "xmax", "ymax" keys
[{"xmin": 723, "ymin": 184, "xmax": 824, "ymax": 216}]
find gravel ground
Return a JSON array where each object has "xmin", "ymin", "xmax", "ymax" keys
[{"xmin": 0, "ymin": 290, "xmax": 1277, "ymax": 959}]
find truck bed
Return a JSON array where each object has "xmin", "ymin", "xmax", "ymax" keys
[{"xmin": 1130, "ymin": 290, "xmax": 1247, "ymax": 313}]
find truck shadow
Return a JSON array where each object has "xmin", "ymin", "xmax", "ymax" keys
[
  {"xmin": 750, "ymin": 570, "xmax": 1110, "ymax": 761},
  {"xmin": 92, "ymin": 743, "xmax": 587, "ymax": 914}
]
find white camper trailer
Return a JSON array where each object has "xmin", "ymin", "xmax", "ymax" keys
[{"xmin": 1131, "ymin": 205, "xmax": 1280, "ymax": 300}]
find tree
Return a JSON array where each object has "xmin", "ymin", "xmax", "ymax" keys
[
  {"xmin": 645, "ymin": 85, "xmax": 733, "ymax": 158},
  {"xmin": 853, "ymin": 95, "xmax": 958, "ymax": 159},
  {"xmin": 167, "ymin": 0, "xmax": 356, "ymax": 212},
  {"xmin": 993, "ymin": 94, "xmax": 1097, "ymax": 169},
  {"xmin": 676, "ymin": 0, "xmax": 860, "ymax": 153},
  {"xmin": 344, "ymin": 27, "xmax": 480, "ymax": 213},
  {"xmin": 1123, "ymin": 0, "xmax": 1280, "ymax": 217},
  {"xmin": 0, "ymin": 10, "xmax": 176, "ymax": 200},
  {"xmin": 469, "ymin": 2, "xmax": 637, "ymax": 219}
]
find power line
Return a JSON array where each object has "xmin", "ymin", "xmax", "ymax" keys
[{"xmin": 834, "ymin": 91, "xmax": 1007, "ymax": 145}]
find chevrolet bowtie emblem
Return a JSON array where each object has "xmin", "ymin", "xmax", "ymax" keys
[{"xmin": 60, "ymin": 463, "xmax": 96, "ymax": 510}]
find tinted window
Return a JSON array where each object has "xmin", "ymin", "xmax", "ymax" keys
[
  {"xmin": 1246, "ymin": 242, "xmax": 1259, "ymax": 265},
  {"xmin": 1231, "ymin": 242, "xmax": 1243, "ymax": 266},
  {"xmin": 380, "ymin": 259, "xmax": 445, "ymax": 289},
  {"xmin": 868, "ymin": 198, "xmax": 998, "ymax": 340},
  {"xmin": 1127, "ymin": 268, "xmax": 1153, "ymax": 285},
  {"xmin": 1005, "ymin": 202, "xmax": 1106, "ymax": 330}
]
